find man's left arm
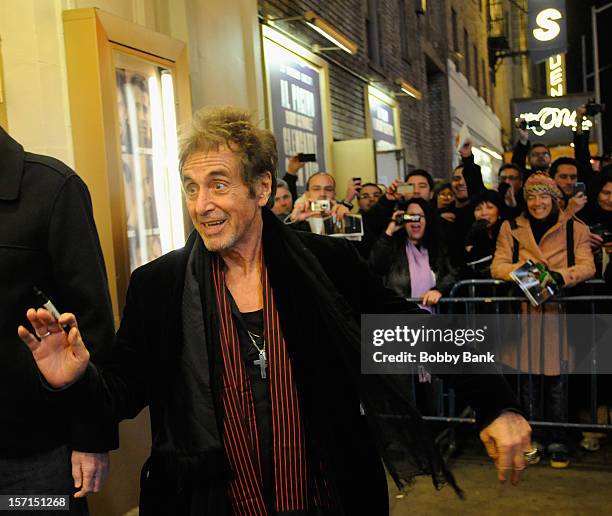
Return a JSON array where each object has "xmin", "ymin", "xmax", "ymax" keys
[
  {"xmin": 47, "ymin": 174, "xmax": 118, "ymax": 494},
  {"xmin": 330, "ymin": 238, "xmax": 532, "ymax": 483}
]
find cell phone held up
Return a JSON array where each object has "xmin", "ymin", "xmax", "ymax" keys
[
  {"xmin": 396, "ymin": 183, "xmax": 415, "ymax": 196},
  {"xmin": 573, "ymin": 182, "xmax": 586, "ymax": 196},
  {"xmin": 297, "ymin": 153, "xmax": 317, "ymax": 163}
]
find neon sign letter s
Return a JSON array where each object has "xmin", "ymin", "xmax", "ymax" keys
[{"xmin": 533, "ymin": 8, "xmax": 562, "ymax": 42}]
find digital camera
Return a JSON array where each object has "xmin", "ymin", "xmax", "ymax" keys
[
  {"xmin": 394, "ymin": 213, "xmax": 422, "ymax": 225},
  {"xmin": 310, "ymin": 200, "xmax": 331, "ymax": 212}
]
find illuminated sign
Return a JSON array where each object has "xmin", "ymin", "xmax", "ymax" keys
[
  {"xmin": 546, "ymin": 54, "xmax": 566, "ymax": 97},
  {"xmin": 263, "ymin": 27, "xmax": 329, "ymax": 187},
  {"xmin": 533, "ymin": 8, "xmax": 562, "ymax": 42},
  {"xmin": 512, "ymin": 95, "xmax": 595, "ymax": 145},
  {"xmin": 528, "ymin": 0, "xmax": 567, "ymax": 64}
]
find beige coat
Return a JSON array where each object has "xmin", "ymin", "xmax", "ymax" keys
[{"xmin": 491, "ymin": 212, "xmax": 595, "ymax": 375}]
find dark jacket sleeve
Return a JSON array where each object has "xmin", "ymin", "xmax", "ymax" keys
[
  {"xmin": 328, "ymin": 236, "xmax": 521, "ymax": 428},
  {"xmin": 461, "ymin": 153, "xmax": 486, "ymax": 197},
  {"xmin": 283, "ymin": 173, "xmax": 298, "ymax": 202},
  {"xmin": 433, "ymin": 244, "xmax": 459, "ymax": 296},
  {"xmin": 48, "ymin": 175, "xmax": 118, "ymax": 452},
  {"xmin": 512, "ymin": 139, "xmax": 529, "ymax": 169},
  {"xmin": 368, "ymin": 233, "xmax": 396, "ymax": 276},
  {"xmin": 360, "ymin": 196, "xmax": 396, "ymax": 257},
  {"xmin": 62, "ymin": 266, "xmax": 151, "ymax": 427},
  {"xmin": 573, "ymin": 130, "xmax": 595, "ymax": 186}
]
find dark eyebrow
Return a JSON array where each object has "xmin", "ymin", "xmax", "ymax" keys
[{"xmin": 182, "ymin": 170, "xmax": 230, "ymax": 183}]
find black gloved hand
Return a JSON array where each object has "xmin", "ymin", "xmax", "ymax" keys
[{"xmin": 465, "ymin": 219, "xmax": 490, "ymax": 244}]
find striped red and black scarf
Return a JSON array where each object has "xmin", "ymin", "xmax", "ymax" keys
[{"xmin": 211, "ymin": 253, "xmax": 330, "ymax": 514}]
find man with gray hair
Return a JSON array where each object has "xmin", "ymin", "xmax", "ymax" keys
[
  {"xmin": 20, "ymin": 105, "xmax": 531, "ymax": 515},
  {"xmin": 271, "ymin": 178, "xmax": 293, "ymax": 220}
]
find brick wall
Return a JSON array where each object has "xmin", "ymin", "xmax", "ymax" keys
[{"xmin": 259, "ymin": 0, "xmax": 468, "ymax": 177}]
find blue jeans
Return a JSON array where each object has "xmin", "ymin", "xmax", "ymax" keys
[{"xmin": 0, "ymin": 445, "xmax": 88, "ymax": 515}]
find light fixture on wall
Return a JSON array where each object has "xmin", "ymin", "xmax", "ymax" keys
[
  {"xmin": 264, "ymin": 11, "xmax": 358, "ymax": 55},
  {"xmin": 416, "ymin": 0, "xmax": 427, "ymax": 15},
  {"xmin": 480, "ymin": 146, "xmax": 503, "ymax": 160},
  {"xmin": 303, "ymin": 11, "xmax": 358, "ymax": 54},
  {"xmin": 395, "ymin": 79, "xmax": 423, "ymax": 100}
]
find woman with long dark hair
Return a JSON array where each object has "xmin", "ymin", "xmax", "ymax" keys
[{"xmin": 368, "ymin": 197, "xmax": 458, "ymax": 309}]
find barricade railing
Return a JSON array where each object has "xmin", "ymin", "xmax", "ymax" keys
[{"xmin": 401, "ymin": 279, "xmax": 612, "ymax": 432}]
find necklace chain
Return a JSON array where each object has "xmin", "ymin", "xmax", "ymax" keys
[{"xmin": 247, "ymin": 330, "xmax": 265, "ymax": 353}]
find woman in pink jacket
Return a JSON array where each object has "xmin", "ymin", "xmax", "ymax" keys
[{"xmin": 492, "ymin": 172, "xmax": 595, "ymax": 469}]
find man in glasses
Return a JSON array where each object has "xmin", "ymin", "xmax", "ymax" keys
[
  {"xmin": 512, "ymin": 124, "xmax": 551, "ymax": 175},
  {"xmin": 498, "ymin": 163, "xmax": 525, "ymax": 218},
  {"xmin": 357, "ymin": 183, "xmax": 383, "ymax": 213}
]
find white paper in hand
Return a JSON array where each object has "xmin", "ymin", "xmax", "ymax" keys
[{"xmin": 455, "ymin": 123, "xmax": 472, "ymax": 153}]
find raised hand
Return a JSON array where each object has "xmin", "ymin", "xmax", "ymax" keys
[{"xmin": 17, "ymin": 308, "xmax": 90, "ymax": 388}]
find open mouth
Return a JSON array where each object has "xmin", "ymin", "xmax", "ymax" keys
[{"xmin": 200, "ymin": 219, "xmax": 227, "ymax": 233}]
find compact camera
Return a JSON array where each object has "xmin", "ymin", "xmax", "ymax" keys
[
  {"xmin": 310, "ymin": 200, "xmax": 331, "ymax": 212},
  {"xmin": 394, "ymin": 213, "xmax": 422, "ymax": 225},
  {"xmin": 585, "ymin": 99, "xmax": 606, "ymax": 117},
  {"xmin": 515, "ymin": 118, "xmax": 541, "ymax": 130}
]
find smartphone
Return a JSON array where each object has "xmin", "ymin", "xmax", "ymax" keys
[
  {"xmin": 396, "ymin": 183, "xmax": 415, "ymax": 196},
  {"xmin": 298, "ymin": 153, "xmax": 317, "ymax": 163},
  {"xmin": 603, "ymin": 232, "xmax": 612, "ymax": 245},
  {"xmin": 353, "ymin": 177, "xmax": 362, "ymax": 192},
  {"xmin": 574, "ymin": 182, "xmax": 586, "ymax": 196}
]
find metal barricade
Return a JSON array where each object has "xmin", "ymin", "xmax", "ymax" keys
[{"xmin": 403, "ymin": 279, "xmax": 612, "ymax": 432}]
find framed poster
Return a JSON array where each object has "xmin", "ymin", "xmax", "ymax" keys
[
  {"xmin": 262, "ymin": 25, "xmax": 333, "ymax": 189},
  {"xmin": 365, "ymin": 85, "xmax": 402, "ymax": 151},
  {"xmin": 63, "ymin": 8, "xmax": 191, "ymax": 319}
]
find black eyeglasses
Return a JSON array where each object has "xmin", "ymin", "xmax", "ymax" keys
[{"xmin": 359, "ymin": 192, "xmax": 382, "ymax": 199}]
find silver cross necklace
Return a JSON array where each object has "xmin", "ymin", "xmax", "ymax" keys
[{"xmin": 247, "ymin": 330, "xmax": 267, "ymax": 379}]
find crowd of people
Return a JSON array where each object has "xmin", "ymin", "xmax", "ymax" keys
[
  {"xmin": 273, "ymin": 110, "xmax": 612, "ymax": 469},
  {"xmin": 3, "ymin": 102, "xmax": 611, "ymax": 513},
  {"xmin": 7, "ymin": 106, "xmax": 536, "ymax": 515}
]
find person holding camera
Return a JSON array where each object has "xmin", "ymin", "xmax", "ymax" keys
[
  {"xmin": 497, "ymin": 163, "xmax": 526, "ymax": 219},
  {"xmin": 512, "ymin": 121, "xmax": 552, "ymax": 176},
  {"xmin": 549, "ymin": 157, "xmax": 588, "ymax": 217},
  {"xmin": 288, "ymin": 172, "xmax": 350, "ymax": 233},
  {"xmin": 368, "ymin": 198, "xmax": 458, "ymax": 310}
]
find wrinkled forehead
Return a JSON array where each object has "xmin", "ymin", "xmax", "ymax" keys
[{"xmin": 181, "ymin": 144, "xmax": 243, "ymax": 175}]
